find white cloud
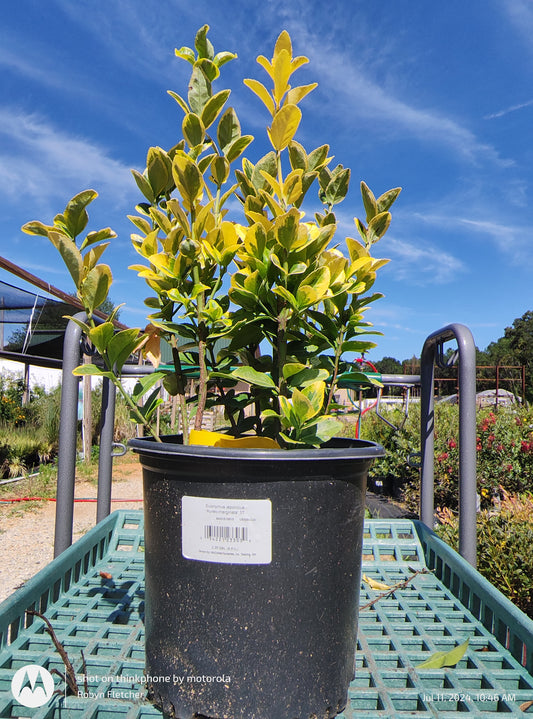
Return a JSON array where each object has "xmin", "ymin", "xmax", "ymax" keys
[
  {"xmin": 385, "ymin": 237, "xmax": 466, "ymax": 285},
  {"xmin": 258, "ymin": 2, "xmax": 512, "ymax": 167},
  {"xmin": 498, "ymin": 0, "xmax": 533, "ymax": 45},
  {"xmin": 0, "ymin": 108, "xmax": 134, "ymax": 208},
  {"xmin": 484, "ymin": 99, "xmax": 533, "ymax": 120}
]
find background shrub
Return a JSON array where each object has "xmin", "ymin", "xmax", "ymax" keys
[
  {"xmin": 359, "ymin": 403, "xmax": 533, "ymax": 511},
  {"xmin": 436, "ymin": 492, "xmax": 533, "ymax": 618}
]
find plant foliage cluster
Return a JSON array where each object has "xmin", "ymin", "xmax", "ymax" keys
[
  {"xmin": 361, "ymin": 403, "xmax": 533, "ymax": 511},
  {"xmin": 22, "ymin": 26, "xmax": 400, "ymax": 448},
  {"xmin": 360, "ymin": 403, "xmax": 533, "ymax": 617},
  {"xmin": 436, "ymin": 493, "xmax": 533, "ymax": 619}
]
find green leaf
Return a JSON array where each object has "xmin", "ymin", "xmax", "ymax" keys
[
  {"xmin": 360, "ymin": 181, "xmax": 378, "ymax": 221},
  {"xmin": 163, "ymin": 372, "xmax": 180, "ymax": 396},
  {"xmin": 282, "ymin": 362, "xmax": 307, "ymax": 380},
  {"xmin": 82, "ymin": 264, "xmax": 112, "ymax": 314},
  {"xmin": 88, "ymin": 322, "xmax": 114, "ymax": 356},
  {"xmin": 288, "ymin": 141, "xmax": 307, "ymax": 171},
  {"xmin": 196, "ymin": 58, "xmax": 219, "ymax": 83},
  {"xmin": 324, "ymin": 167, "xmax": 350, "ymax": 206},
  {"xmin": 72, "ymin": 364, "xmax": 114, "ymax": 380},
  {"xmin": 301, "ymin": 380, "xmax": 325, "ymax": 415},
  {"xmin": 147, "ymin": 146, "xmax": 172, "ymax": 197},
  {"xmin": 367, "ymin": 211, "xmax": 391, "ymax": 244},
  {"xmin": 251, "ymin": 152, "xmax": 277, "ymax": 192},
  {"xmin": 285, "ymin": 366, "xmax": 330, "ymax": 388},
  {"xmin": 132, "ymin": 371, "xmax": 167, "ymax": 402},
  {"xmin": 341, "ymin": 340, "xmax": 378, "ymax": 353},
  {"xmin": 231, "ymin": 366, "xmax": 276, "ymax": 388},
  {"xmin": 291, "ymin": 388, "xmax": 316, "ymax": 424},
  {"xmin": 167, "ymin": 89, "xmax": 190, "ymax": 113},
  {"xmin": 63, "ymin": 190, "xmax": 98, "ymax": 238},
  {"xmin": 307, "ymin": 144, "xmax": 330, "ymax": 171},
  {"xmin": 21, "ymin": 220, "xmax": 55, "ymax": 237},
  {"xmin": 272, "ymin": 285, "xmax": 298, "ymax": 309},
  {"xmin": 131, "ymin": 169, "xmax": 155, "ymax": 204},
  {"xmin": 136, "ymin": 386, "xmax": 163, "ymax": 422},
  {"xmin": 225, "ymin": 135, "xmax": 254, "ymax": 163},
  {"xmin": 211, "ymin": 155, "xmax": 230, "ymax": 186},
  {"xmin": 376, "ymin": 186, "xmax": 402, "ymax": 213},
  {"xmin": 195, "ymin": 24, "xmax": 214, "ymax": 60},
  {"xmin": 49, "ymin": 232, "xmax": 83, "ymax": 288},
  {"xmin": 188, "ymin": 64, "xmax": 211, "ymax": 115},
  {"xmin": 172, "ymin": 153, "xmax": 203, "ymax": 209},
  {"xmin": 182, "ymin": 113, "xmax": 205, "ymax": 148},
  {"xmin": 65, "ymin": 315, "xmax": 91, "ymax": 335},
  {"xmin": 174, "ymin": 46, "xmax": 195, "ymax": 65},
  {"xmin": 213, "ymin": 51, "xmax": 237, "ymax": 69},
  {"xmin": 107, "ymin": 328, "xmax": 142, "ymax": 372},
  {"xmin": 80, "ymin": 227, "xmax": 116, "ymax": 250},
  {"xmin": 300, "ymin": 417, "xmax": 343, "ymax": 446},
  {"xmin": 416, "ymin": 639, "xmax": 470, "ymax": 670},
  {"xmin": 201, "ymin": 89, "xmax": 231, "ymax": 129},
  {"xmin": 217, "ymin": 107, "xmax": 241, "ymax": 151}
]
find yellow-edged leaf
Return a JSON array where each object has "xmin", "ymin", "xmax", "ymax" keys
[
  {"xmin": 82, "ymin": 264, "xmax": 112, "ymax": 314},
  {"xmin": 273, "ymin": 48, "xmax": 292, "ymax": 104},
  {"xmin": 243, "ymin": 79, "xmax": 275, "ymax": 116},
  {"xmin": 274, "ymin": 30, "xmax": 292, "ymax": 59},
  {"xmin": 256, "ymin": 54, "xmax": 274, "ymax": 79},
  {"xmin": 286, "ymin": 83, "xmax": 317, "ymax": 106},
  {"xmin": 268, "ymin": 104, "xmax": 302, "ymax": 151}
]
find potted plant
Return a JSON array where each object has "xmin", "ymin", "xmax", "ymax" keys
[{"xmin": 23, "ymin": 26, "xmax": 400, "ymax": 719}]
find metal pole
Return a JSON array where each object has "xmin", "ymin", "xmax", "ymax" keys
[
  {"xmin": 420, "ymin": 323, "xmax": 477, "ymax": 567},
  {"xmin": 420, "ymin": 340, "xmax": 436, "ymax": 531},
  {"xmin": 456, "ymin": 326, "xmax": 477, "ymax": 567},
  {"xmin": 96, "ymin": 377, "xmax": 116, "ymax": 523},
  {"xmin": 54, "ymin": 313, "xmax": 86, "ymax": 557}
]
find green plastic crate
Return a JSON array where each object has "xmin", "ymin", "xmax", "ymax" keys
[{"xmin": 1, "ymin": 511, "xmax": 532, "ymax": 718}]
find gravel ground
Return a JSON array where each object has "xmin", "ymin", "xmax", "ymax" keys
[{"xmin": 0, "ymin": 455, "xmax": 143, "ymax": 604}]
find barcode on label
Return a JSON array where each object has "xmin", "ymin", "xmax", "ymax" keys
[{"xmin": 204, "ymin": 525, "xmax": 249, "ymax": 542}]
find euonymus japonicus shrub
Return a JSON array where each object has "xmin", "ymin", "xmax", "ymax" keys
[{"xmin": 23, "ymin": 26, "xmax": 400, "ymax": 448}]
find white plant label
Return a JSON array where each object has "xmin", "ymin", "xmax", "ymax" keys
[{"xmin": 181, "ymin": 496, "xmax": 272, "ymax": 564}]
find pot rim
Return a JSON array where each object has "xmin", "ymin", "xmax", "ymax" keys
[{"xmin": 128, "ymin": 435, "xmax": 385, "ymax": 462}]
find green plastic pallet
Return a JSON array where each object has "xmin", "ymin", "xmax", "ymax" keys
[{"xmin": 1, "ymin": 511, "xmax": 532, "ymax": 718}]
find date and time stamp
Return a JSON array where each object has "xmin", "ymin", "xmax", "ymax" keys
[{"xmin": 421, "ymin": 691, "xmax": 517, "ymax": 704}]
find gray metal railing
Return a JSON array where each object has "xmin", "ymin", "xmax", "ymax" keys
[{"xmin": 420, "ymin": 323, "xmax": 477, "ymax": 567}]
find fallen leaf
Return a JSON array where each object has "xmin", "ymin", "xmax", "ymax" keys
[
  {"xmin": 520, "ymin": 700, "xmax": 533, "ymax": 712},
  {"xmin": 363, "ymin": 573, "xmax": 392, "ymax": 591},
  {"xmin": 415, "ymin": 639, "xmax": 469, "ymax": 669},
  {"xmin": 99, "ymin": 571, "xmax": 113, "ymax": 580}
]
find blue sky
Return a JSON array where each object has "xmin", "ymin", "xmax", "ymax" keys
[{"xmin": 2, "ymin": 0, "xmax": 533, "ymax": 363}]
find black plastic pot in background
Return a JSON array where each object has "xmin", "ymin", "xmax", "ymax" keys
[{"xmin": 129, "ymin": 436, "xmax": 385, "ymax": 719}]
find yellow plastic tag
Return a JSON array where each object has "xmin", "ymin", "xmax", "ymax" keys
[{"xmin": 189, "ymin": 429, "xmax": 280, "ymax": 449}]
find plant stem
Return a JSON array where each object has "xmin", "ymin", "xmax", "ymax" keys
[
  {"xmin": 192, "ymin": 264, "xmax": 208, "ymax": 431},
  {"xmin": 171, "ymin": 341, "xmax": 189, "ymax": 444},
  {"xmin": 325, "ymin": 325, "xmax": 346, "ymax": 412}
]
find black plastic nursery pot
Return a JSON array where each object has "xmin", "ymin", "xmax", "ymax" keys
[{"xmin": 129, "ymin": 435, "xmax": 385, "ymax": 719}]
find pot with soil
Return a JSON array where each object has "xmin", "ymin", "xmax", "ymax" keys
[{"xmin": 130, "ymin": 435, "xmax": 384, "ymax": 719}]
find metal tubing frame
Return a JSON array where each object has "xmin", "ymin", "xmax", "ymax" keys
[
  {"xmin": 96, "ymin": 377, "xmax": 116, "ymax": 523},
  {"xmin": 54, "ymin": 313, "xmax": 86, "ymax": 557},
  {"xmin": 420, "ymin": 323, "xmax": 477, "ymax": 566},
  {"xmin": 55, "ymin": 315, "xmax": 121, "ymax": 554}
]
